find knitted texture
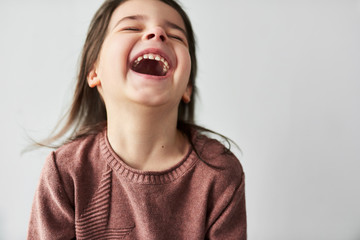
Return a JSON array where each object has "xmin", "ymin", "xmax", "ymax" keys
[{"xmin": 28, "ymin": 129, "xmax": 246, "ymax": 239}]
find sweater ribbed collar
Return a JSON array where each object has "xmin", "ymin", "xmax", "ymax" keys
[{"xmin": 99, "ymin": 129, "xmax": 198, "ymax": 185}]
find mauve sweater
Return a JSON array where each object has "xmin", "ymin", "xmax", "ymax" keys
[{"xmin": 28, "ymin": 129, "xmax": 246, "ymax": 239}]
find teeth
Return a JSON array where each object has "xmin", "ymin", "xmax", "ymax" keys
[{"xmin": 133, "ymin": 53, "xmax": 170, "ymax": 71}]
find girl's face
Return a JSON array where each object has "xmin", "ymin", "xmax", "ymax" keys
[{"xmin": 89, "ymin": 0, "xmax": 192, "ymax": 113}]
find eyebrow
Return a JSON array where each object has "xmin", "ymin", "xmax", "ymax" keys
[
  {"xmin": 164, "ymin": 20, "xmax": 187, "ymax": 37},
  {"xmin": 112, "ymin": 14, "xmax": 187, "ymax": 37},
  {"xmin": 112, "ymin": 15, "xmax": 145, "ymax": 29}
]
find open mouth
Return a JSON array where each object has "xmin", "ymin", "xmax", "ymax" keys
[{"xmin": 131, "ymin": 53, "xmax": 170, "ymax": 77}]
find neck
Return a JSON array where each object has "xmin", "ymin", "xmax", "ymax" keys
[{"xmin": 107, "ymin": 104, "xmax": 188, "ymax": 171}]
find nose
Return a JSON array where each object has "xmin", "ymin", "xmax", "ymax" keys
[{"xmin": 144, "ymin": 27, "xmax": 167, "ymax": 42}]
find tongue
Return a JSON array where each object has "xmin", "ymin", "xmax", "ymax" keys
[{"xmin": 132, "ymin": 59, "xmax": 166, "ymax": 76}]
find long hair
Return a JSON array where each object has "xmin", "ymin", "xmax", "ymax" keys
[
  {"xmin": 41, "ymin": 0, "xmax": 198, "ymax": 147},
  {"xmin": 36, "ymin": 0, "xmax": 238, "ymax": 159}
]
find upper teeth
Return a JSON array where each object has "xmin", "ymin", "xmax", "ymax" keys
[{"xmin": 133, "ymin": 53, "xmax": 170, "ymax": 72}]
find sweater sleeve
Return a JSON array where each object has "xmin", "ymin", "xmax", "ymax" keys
[
  {"xmin": 206, "ymin": 172, "xmax": 247, "ymax": 240},
  {"xmin": 27, "ymin": 152, "xmax": 76, "ymax": 240}
]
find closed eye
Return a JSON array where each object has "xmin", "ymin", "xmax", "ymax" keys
[
  {"xmin": 122, "ymin": 27, "xmax": 141, "ymax": 31},
  {"xmin": 169, "ymin": 35, "xmax": 184, "ymax": 42}
]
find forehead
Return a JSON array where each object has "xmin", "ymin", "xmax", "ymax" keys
[{"xmin": 108, "ymin": 0, "xmax": 186, "ymax": 31}]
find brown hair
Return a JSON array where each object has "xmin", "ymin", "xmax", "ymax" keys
[
  {"xmin": 35, "ymin": 0, "xmax": 238, "ymax": 160},
  {"xmin": 42, "ymin": 0, "xmax": 198, "ymax": 147}
]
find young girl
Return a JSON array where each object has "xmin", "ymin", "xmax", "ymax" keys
[{"xmin": 28, "ymin": 0, "xmax": 246, "ymax": 239}]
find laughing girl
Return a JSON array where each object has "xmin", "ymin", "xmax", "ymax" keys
[{"xmin": 28, "ymin": 0, "xmax": 246, "ymax": 239}]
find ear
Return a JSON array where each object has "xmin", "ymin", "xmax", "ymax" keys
[
  {"xmin": 182, "ymin": 85, "xmax": 192, "ymax": 103},
  {"xmin": 87, "ymin": 67, "xmax": 101, "ymax": 88}
]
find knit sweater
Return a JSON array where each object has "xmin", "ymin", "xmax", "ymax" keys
[{"xmin": 28, "ymin": 129, "xmax": 246, "ymax": 240}]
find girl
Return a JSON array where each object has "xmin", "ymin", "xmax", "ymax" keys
[{"xmin": 28, "ymin": 0, "xmax": 247, "ymax": 239}]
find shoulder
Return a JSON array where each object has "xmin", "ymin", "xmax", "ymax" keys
[
  {"xmin": 192, "ymin": 131, "xmax": 244, "ymax": 188},
  {"xmin": 191, "ymin": 131, "xmax": 246, "ymax": 228},
  {"xmin": 43, "ymin": 131, "xmax": 105, "ymax": 187},
  {"xmin": 39, "ymin": 130, "xmax": 106, "ymax": 208},
  {"xmin": 53, "ymin": 131, "xmax": 102, "ymax": 169}
]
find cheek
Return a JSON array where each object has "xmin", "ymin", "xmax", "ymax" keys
[
  {"xmin": 184, "ymin": 53, "xmax": 192, "ymax": 76},
  {"xmin": 95, "ymin": 39, "xmax": 131, "ymax": 104},
  {"xmin": 98, "ymin": 37, "xmax": 131, "ymax": 79},
  {"xmin": 176, "ymin": 49, "xmax": 192, "ymax": 82}
]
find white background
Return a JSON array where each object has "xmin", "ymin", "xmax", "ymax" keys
[{"xmin": 0, "ymin": 0, "xmax": 359, "ymax": 239}]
